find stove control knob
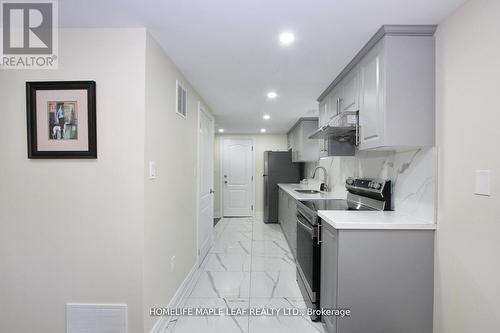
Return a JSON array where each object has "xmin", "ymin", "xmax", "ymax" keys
[
  {"xmin": 346, "ymin": 178, "xmax": 354, "ymax": 185},
  {"xmin": 373, "ymin": 182, "xmax": 382, "ymax": 190}
]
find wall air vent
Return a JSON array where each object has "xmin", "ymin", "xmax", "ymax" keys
[
  {"xmin": 66, "ymin": 303, "xmax": 127, "ymax": 333},
  {"xmin": 176, "ymin": 80, "xmax": 187, "ymax": 118}
]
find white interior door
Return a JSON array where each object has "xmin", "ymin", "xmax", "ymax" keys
[
  {"xmin": 197, "ymin": 105, "xmax": 214, "ymax": 263},
  {"xmin": 222, "ymin": 138, "xmax": 254, "ymax": 217}
]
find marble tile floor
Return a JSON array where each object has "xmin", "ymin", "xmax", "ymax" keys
[{"xmin": 166, "ymin": 216, "xmax": 324, "ymax": 333}]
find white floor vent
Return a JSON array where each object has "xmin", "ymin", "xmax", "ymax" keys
[{"xmin": 66, "ymin": 303, "xmax": 127, "ymax": 333}]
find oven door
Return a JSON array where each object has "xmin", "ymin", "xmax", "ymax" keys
[{"xmin": 296, "ymin": 212, "xmax": 320, "ymax": 303}]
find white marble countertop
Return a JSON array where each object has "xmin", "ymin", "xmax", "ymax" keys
[
  {"xmin": 278, "ymin": 183, "xmax": 345, "ymax": 201},
  {"xmin": 318, "ymin": 210, "xmax": 437, "ymax": 230}
]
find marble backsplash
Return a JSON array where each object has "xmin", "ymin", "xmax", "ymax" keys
[{"xmin": 304, "ymin": 148, "xmax": 437, "ymax": 222}]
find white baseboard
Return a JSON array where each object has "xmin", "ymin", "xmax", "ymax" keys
[
  {"xmin": 149, "ymin": 263, "xmax": 201, "ymax": 333},
  {"xmin": 197, "ymin": 238, "xmax": 213, "ymax": 267}
]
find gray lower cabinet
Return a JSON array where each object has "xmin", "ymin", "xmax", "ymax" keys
[
  {"xmin": 320, "ymin": 221, "xmax": 434, "ymax": 333},
  {"xmin": 278, "ymin": 188, "xmax": 297, "ymax": 258},
  {"xmin": 320, "ymin": 224, "xmax": 338, "ymax": 332}
]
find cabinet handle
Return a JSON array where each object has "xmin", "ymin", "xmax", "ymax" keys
[
  {"xmin": 356, "ymin": 123, "xmax": 359, "ymax": 146},
  {"xmin": 317, "ymin": 223, "xmax": 322, "ymax": 244}
]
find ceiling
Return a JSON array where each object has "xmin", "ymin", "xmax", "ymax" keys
[{"xmin": 59, "ymin": 0, "xmax": 465, "ymax": 134}]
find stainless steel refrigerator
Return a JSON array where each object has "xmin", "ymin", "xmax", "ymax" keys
[{"xmin": 263, "ymin": 151, "xmax": 301, "ymax": 224}]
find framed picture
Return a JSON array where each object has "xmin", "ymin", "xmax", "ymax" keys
[{"xmin": 26, "ymin": 81, "xmax": 97, "ymax": 159}]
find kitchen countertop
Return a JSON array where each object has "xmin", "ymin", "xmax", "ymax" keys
[
  {"xmin": 278, "ymin": 183, "xmax": 345, "ymax": 201},
  {"xmin": 318, "ymin": 210, "xmax": 437, "ymax": 230}
]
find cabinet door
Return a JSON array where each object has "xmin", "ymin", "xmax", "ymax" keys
[
  {"xmin": 299, "ymin": 120, "xmax": 319, "ymax": 162},
  {"xmin": 278, "ymin": 189, "xmax": 284, "ymax": 225},
  {"xmin": 328, "ymin": 88, "xmax": 340, "ymax": 121},
  {"xmin": 288, "ymin": 197, "xmax": 297, "ymax": 257},
  {"xmin": 287, "ymin": 130, "xmax": 295, "ymax": 151},
  {"xmin": 359, "ymin": 43, "xmax": 385, "ymax": 147},
  {"xmin": 294, "ymin": 126, "xmax": 301, "ymax": 159},
  {"xmin": 283, "ymin": 194, "xmax": 293, "ymax": 244},
  {"xmin": 318, "ymin": 100, "xmax": 328, "ymax": 128},
  {"xmin": 321, "ymin": 224, "xmax": 338, "ymax": 333},
  {"xmin": 341, "ymin": 70, "xmax": 359, "ymax": 112}
]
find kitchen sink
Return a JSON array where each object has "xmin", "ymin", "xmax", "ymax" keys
[{"xmin": 295, "ymin": 189, "xmax": 321, "ymax": 194}]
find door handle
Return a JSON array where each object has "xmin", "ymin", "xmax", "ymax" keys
[{"xmin": 210, "ymin": 189, "xmax": 214, "ymax": 194}]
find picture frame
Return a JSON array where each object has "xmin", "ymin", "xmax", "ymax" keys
[{"xmin": 26, "ymin": 81, "xmax": 97, "ymax": 159}]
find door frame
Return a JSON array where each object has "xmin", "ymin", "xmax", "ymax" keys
[
  {"xmin": 219, "ymin": 136, "xmax": 256, "ymax": 218},
  {"xmin": 196, "ymin": 101, "xmax": 215, "ymax": 265}
]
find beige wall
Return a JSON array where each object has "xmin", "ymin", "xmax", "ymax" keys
[
  {"xmin": 143, "ymin": 33, "xmax": 215, "ymax": 332},
  {"xmin": 434, "ymin": 0, "xmax": 500, "ymax": 332},
  {"xmin": 0, "ymin": 29, "xmax": 146, "ymax": 332},
  {"xmin": 214, "ymin": 134, "xmax": 288, "ymax": 217}
]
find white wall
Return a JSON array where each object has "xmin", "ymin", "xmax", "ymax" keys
[
  {"xmin": 214, "ymin": 134, "xmax": 288, "ymax": 217},
  {"xmin": 0, "ymin": 29, "xmax": 146, "ymax": 333},
  {"xmin": 434, "ymin": 0, "xmax": 500, "ymax": 331},
  {"xmin": 143, "ymin": 33, "xmax": 215, "ymax": 332},
  {"xmin": 0, "ymin": 28, "xmax": 214, "ymax": 333}
]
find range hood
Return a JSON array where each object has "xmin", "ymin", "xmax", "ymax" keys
[{"xmin": 308, "ymin": 111, "xmax": 359, "ymax": 143}]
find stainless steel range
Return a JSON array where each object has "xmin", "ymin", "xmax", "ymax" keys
[{"xmin": 295, "ymin": 177, "xmax": 391, "ymax": 321}]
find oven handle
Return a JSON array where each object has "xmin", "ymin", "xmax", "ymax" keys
[{"xmin": 296, "ymin": 214, "xmax": 315, "ymax": 238}]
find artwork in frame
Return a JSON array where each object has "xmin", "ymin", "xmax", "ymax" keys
[{"xmin": 26, "ymin": 81, "xmax": 97, "ymax": 159}]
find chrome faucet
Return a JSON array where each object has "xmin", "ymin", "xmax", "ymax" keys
[{"xmin": 312, "ymin": 166, "xmax": 328, "ymax": 192}]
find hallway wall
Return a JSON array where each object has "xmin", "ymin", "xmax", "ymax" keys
[
  {"xmin": 143, "ymin": 33, "xmax": 215, "ymax": 332},
  {"xmin": 0, "ymin": 29, "xmax": 146, "ymax": 333}
]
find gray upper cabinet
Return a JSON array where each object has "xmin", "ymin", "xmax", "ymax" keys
[
  {"xmin": 359, "ymin": 42, "xmax": 384, "ymax": 146},
  {"xmin": 317, "ymin": 25, "xmax": 437, "ymax": 150},
  {"xmin": 318, "ymin": 99, "xmax": 329, "ymax": 128},
  {"xmin": 287, "ymin": 118, "xmax": 319, "ymax": 162},
  {"xmin": 287, "ymin": 128, "xmax": 294, "ymax": 150},
  {"xmin": 340, "ymin": 69, "xmax": 359, "ymax": 113}
]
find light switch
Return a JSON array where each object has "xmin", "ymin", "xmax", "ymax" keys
[
  {"xmin": 149, "ymin": 161, "xmax": 157, "ymax": 179},
  {"xmin": 474, "ymin": 170, "xmax": 491, "ymax": 196}
]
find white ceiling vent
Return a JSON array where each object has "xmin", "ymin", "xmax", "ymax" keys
[
  {"xmin": 176, "ymin": 80, "xmax": 187, "ymax": 118},
  {"xmin": 66, "ymin": 303, "xmax": 127, "ymax": 333}
]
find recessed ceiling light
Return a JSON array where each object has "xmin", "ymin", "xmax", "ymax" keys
[
  {"xmin": 279, "ymin": 31, "xmax": 295, "ymax": 46},
  {"xmin": 263, "ymin": 114, "xmax": 271, "ymax": 120},
  {"xmin": 260, "ymin": 128, "xmax": 267, "ymax": 133},
  {"xmin": 218, "ymin": 129, "xmax": 224, "ymax": 133},
  {"xmin": 267, "ymin": 91, "xmax": 277, "ymax": 99}
]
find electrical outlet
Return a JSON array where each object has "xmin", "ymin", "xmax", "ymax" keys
[{"xmin": 170, "ymin": 255, "xmax": 176, "ymax": 272}]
